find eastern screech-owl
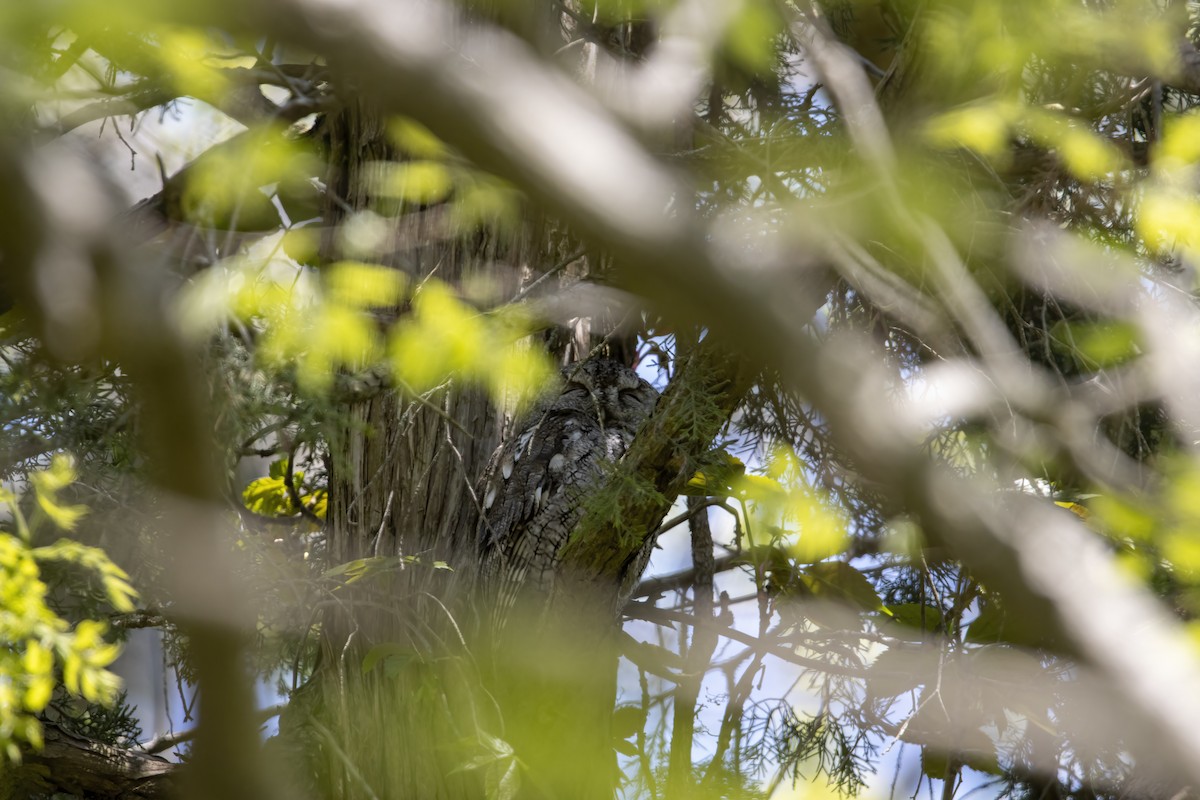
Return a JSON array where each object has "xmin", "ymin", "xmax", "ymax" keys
[{"xmin": 477, "ymin": 357, "xmax": 658, "ymax": 622}]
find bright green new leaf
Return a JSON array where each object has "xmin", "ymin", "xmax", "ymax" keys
[
  {"xmin": 22, "ymin": 676, "xmax": 53, "ymax": 713},
  {"xmin": 303, "ymin": 490, "xmax": 328, "ymax": 520},
  {"xmin": 362, "ymin": 643, "xmax": 417, "ymax": 675},
  {"xmin": 387, "ymin": 117, "xmax": 448, "ymax": 159},
  {"xmin": 182, "ymin": 125, "xmax": 320, "ymax": 230},
  {"xmin": 282, "ymin": 227, "xmax": 322, "ymax": 267},
  {"xmin": 724, "ymin": 0, "xmax": 782, "ymax": 75},
  {"xmin": 1050, "ymin": 320, "xmax": 1141, "ymax": 369},
  {"xmin": 483, "ymin": 339, "xmax": 557, "ymax": 409},
  {"xmin": 1164, "ymin": 533, "xmax": 1200, "ymax": 582},
  {"xmin": 30, "ymin": 455, "xmax": 87, "ymax": 532},
  {"xmin": 242, "ymin": 459, "xmax": 326, "ymax": 521},
  {"xmin": 298, "ymin": 303, "xmax": 382, "ymax": 391},
  {"xmin": 33, "ymin": 539, "xmax": 138, "ymax": 613},
  {"xmin": 885, "ymin": 603, "xmax": 945, "ymax": 638},
  {"xmin": 1057, "ymin": 127, "xmax": 1122, "ymax": 180},
  {"xmin": 33, "ymin": 491, "xmax": 87, "ymax": 532},
  {"xmin": 31, "ymin": 454, "xmax": 78, "ymax": 493},
  {"xmin": 1137, "ymin": 188, "xmax": 1200, "ymax": 253},
  {"xmin": 1053, "ymin": 500, "xmax": 1091, "ymax": 521},
  {"xmin": 925, "ymin": 101, "xmax": 1014, "ymax": 161},
  {"xmin": 0, "ymin": 459, "xmax": 135, "ymax": 761},
  {"xmin": 1157, "ymin": 113, "xmax": 1200, "ymax": 169},
  {"xmin": 736, "ymin": 473, "xmax": 785, "ymax": 498},
  {"xmin": 451, "ymin": 175, "xmax": 523, "ymax": 231},
  {"xmin": 323, "ymin": 555, "xmax": 404, "ymax": 585},
  {"xmin": 1090, "ymin": 492, "xmax": 1155, "ymax": 544},
  {"xmin": 242, "ymin": 473, "xmax": 297, "ymax": 517},
  {"xmin": 685, "ymin": 452, "xmax": 749, "ymax": 496},
  {"xmin": 390, "ymin": 279, "xmax": 552, "ymax": 405},
  {"xmin": 155, "ymin": 25, "xmax": 230, "ymax": 100},
  {"xmin": 1022, "ymin": 108, "xmax": 1124, "ymax": 181},
  {"xmin": 391, "ymin": 280, "xmax": 487, "ymax": 390},
  {"xmin": 786, "ymin": 492, "xmax": 848, "ymax": 564},
  {"xmin": 373, "ymin": 160, "xmax": 455, "ymax": 205},
  {"xmin": 325, "ymin": 261, "xmax": 408, "ymax": 309}
]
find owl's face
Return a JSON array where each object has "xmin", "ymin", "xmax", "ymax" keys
[{"xmin": 563, "ymin": 358, "xmax": 658, "ymax": 428}]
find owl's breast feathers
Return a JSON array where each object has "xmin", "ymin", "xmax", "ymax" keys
[{"xmin": 476, "ymin": 358, "xmax": 658, "ymax": 614}]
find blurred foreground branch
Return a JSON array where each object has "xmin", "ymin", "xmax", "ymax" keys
[{"xmin": 171, "ymin": 0, "xmax": 1200, "ymax": 786}]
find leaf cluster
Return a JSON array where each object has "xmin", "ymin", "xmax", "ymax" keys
[{"xmin": 0, "ymin": 457, "xmax": 136, "ymax": 762}]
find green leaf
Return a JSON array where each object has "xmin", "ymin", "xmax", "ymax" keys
[
  {"xmin": 30, "ymin": 455, "xmax": 87, "ymax": 531},
  {"xmin": 479, "ymin": 731, "xmax": 515, "ymax": 759},
  {"xmin": 965, "ymin": 600, "xmax": 1005, "ymax": 644},
  {"xmin": 0, "ymin": 479, "xmax": 132, "ymax": 762},
  {"xmin": 724, "ymin": 0, "xmax": 783, "ymax": 75},
  {"xmin": 884, "ymin": 603, "xmax": 945, "ymax": 638},
  {"xmin": 373, "ymin": 160, "xmax": 454, "ymax": 205},
  {"xmin": 389, "ymin": 278, "xmax": 553, "ymax": 404},
  {"xmin": 920, "ymin": 746, "xmax": 951, "ymax": 781},
  {"xmin": 797, "ymin": 561, "xmax": 886, "ymax": 612},
  {"xmin": 303, "ymin": 490, "xmax": 328, "ymax": 520},
  {"xmin": 31, "ymin": 454, "xmax": 77, "ymax": 493},
  {"xmin": 1138, "ymin": 187, "xmax": 1200, "ymax": 253},
  {"xmin": 613, "ymin": 738, "xmax": 639, "ymax": 756},
  {"xmin": 323, "ymin": 556, "xmax": 403, "ymax": 585},
  {"xmin": 325, "ymin": 261, "xmax": 407, "ymax": 309},
  {"xmin": 685, "ymin": 452, "xmax": 749, "ymax": 496},
  {"xmin": 362, "ymin": 643, "xmax": 415, "ymax": 675},
  {"xmin": 281, "ymin": 226, "xmax": 321, "ymax": 267},
  {"xmin": 962, "ymin": 740, "xmax": 1003, "ymax": 776},
  {"xmin": 32, "ymin": 539, "xmax": 138, "ymax": 614},
  {"xmin": 485, "ymin": 757, "xmax": 520, "ymax": 800},
  {"xmin": 925, "ymin": 101, "xmax": 1014, "ymax": 160},
  {"xmin": 451, "ymin": 177, "xmax": 522, "ymax": 231},
  {"xmin": 866, "ymin": 646, "xmax": 930, "ymax": 699},
  {"xmin": 33, "ymin": 490, "xmax": 87, "ymax": 532},
  {"xmin": 611, "ymin": 705, "xmax": 645, "ymax": 739},
  {"xmin": 241, "ymin": 473, "xmax": 295, "ymax": 517},
  {"xmin": 387, "ymin": 117, "xmax": 448, "ymax": 158},
  {"xmin": 1050, "ymin": 320, "xmax": 1140, "ymax": 369}
]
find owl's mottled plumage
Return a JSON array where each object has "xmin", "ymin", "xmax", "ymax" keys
[{"xmin": 477, "ymin": 357, "xmax": 658, "ymax": 621}]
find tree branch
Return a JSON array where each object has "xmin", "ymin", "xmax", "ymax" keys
[
  {"xmin": 624, "ymin": 601, "xmax": 869, "ymax": 679},
  {"xmin": 14, "ymin": 722, "xmax": 177, "ymax": 800},
  {"xmin": 632, "ymin": 553, "xmax": 741, "ymax": 601},
  {"xmin": 181, "ymin": 0, "xmax": 1200, "ymax": 782},
  {"xmin": 110, "ymin": 609, "xmax": 171, "ymax": 630}
]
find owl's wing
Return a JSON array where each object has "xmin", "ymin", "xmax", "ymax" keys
[{"xmin": 477, "ymin": 407, "xmax": 604, "ymax": 604}]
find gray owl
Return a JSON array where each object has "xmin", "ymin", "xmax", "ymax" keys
[{"xmin": 476, "ymin": 357, "xmax": 658, "ymax": 625}]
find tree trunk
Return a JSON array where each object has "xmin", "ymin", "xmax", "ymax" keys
[
  {"xmin": 276, "ymin": 0, "xmax": 761, "ymax": 786},
  {"xmin": 282, "ymin": 90, "xmax": 632, "ymax": 799},
  {"xmin": 273, "ymin": 96, "xmax": 500, "ymax": 798}
]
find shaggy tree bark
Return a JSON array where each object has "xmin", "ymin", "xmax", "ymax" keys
[{"xmin": 6, "ymin": 723, "xmax": 176, "ymax": 800}]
